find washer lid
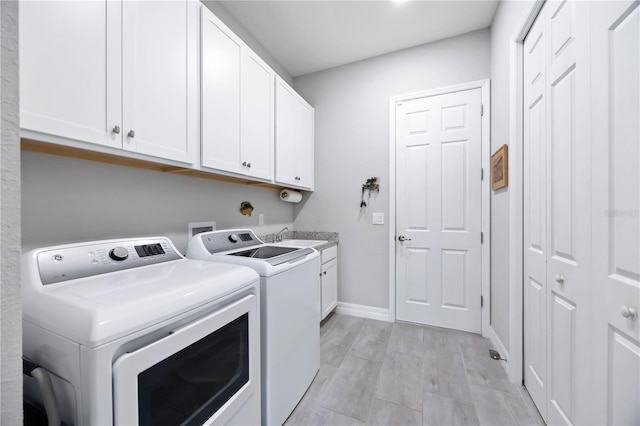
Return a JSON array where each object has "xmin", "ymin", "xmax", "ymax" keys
[{"xmin": 23, "ymin": 255, "xmax": 259, "ymax": 348}]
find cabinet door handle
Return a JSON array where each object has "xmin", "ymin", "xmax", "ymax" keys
[
  {"xmin": 323, "ymin": 271, "xmax": 327, "ymax": 275},
  {"xmin": 127, "ymin": 130, "xmax": 135, "ymax": 138},
  {"xmin": 242, "ymin": 161, "xmax": 247, "ymax": 167},
  {"xmin": 620, "ymin": 306, "xmax": 637, "ymax": 319},
  {"xmin": 555, "ymin": 274, "xmax": 564, "ymax": 284},
  {"xmin": 247, "ymin": 163, "xmax": 251, "ymax": 168},
  {"xmin": 112, "ymin": 125, "xmax": 121, "ymax": 134}
]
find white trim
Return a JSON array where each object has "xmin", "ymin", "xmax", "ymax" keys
[
  {"xmin": 388, "ymin": 79, "xmax": 492, "ymax": 337},
  {"xmin": 335, "ymin": 302, "xmax": 391, "ymax": 322},
  {"xmin": 480, "ymin": 81, "xmax": 491, "ymax": 338},
  {"xmin": 487, "ymin": 325, "xmax": 511, "ymax": 376},
  {"xmin": 507, "ymin": 0, "xmax": 545, "ymax": 385}
]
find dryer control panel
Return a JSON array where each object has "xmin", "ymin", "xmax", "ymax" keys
[{"xmin": 35, "ymin": 237, "xmax": 181, "ymax": 285}]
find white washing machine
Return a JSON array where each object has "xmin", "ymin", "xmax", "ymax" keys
[
  {"xmin": 22, "ymin": 236, "xmax": 261, "ymax": 426},
  {"xmin": 186, "ymin": 229, "xmax": 320, "ymax": 426}
]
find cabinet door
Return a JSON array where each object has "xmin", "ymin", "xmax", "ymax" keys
[
  {"xmin": 241, "ymin": 51, "xmax": 274, "ymax": 180},
  {"xmin": 321, "ymin": 258, "xmax": 338, "ymax": 320},
  {"xmin": 20, "ymin": 1, "xmax": 121, "ymax": 148},
  {"xmin": 275, "ymin": 77, "xmax": 298, "ymax": 186},
  {"xmin": 293, "ymin": 98, "xmax": 314, "ymax": 190},
  {"xmin": 201, "ymin": 6, "xmax": 242, "ymax": 173},
  {"xmin": 122, "ymin": 0, "xmax": 198, "ymax": 164}
]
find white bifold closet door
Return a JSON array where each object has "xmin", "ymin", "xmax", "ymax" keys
[
  {"xmin": 523, "ymin": 1, "xmax": 592, "ymax": 424},
  {"xmin": 590, "ymin": 1, "xmax": 640, "ymax": 425}
]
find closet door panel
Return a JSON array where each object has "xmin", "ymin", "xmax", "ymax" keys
[
  {"xmin": 545, "ymin": 1, "xmax": 591, "ymax": 424},
  {"xmin": 591, "ymin": 2, "xmax": 640, "ymax": 424},
  {"xmin": 523, "ymin": 12, "xmax": 548, "ymax": 420}
]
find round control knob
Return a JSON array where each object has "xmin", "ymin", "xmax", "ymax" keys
[
  {"xmin": 109, "ymin": 247, "xmax": 129, "ymax": 261},
  {"xmin": 228, "ymin": 234, "xmax": 239, "ymax": 243}
]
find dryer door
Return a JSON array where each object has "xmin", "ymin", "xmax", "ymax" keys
[{"xmin": 113, "ymin": 294, "xmax": 259, "ymax": 425}]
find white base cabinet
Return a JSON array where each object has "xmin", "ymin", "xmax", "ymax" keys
[
  {"xmin": 20, "ymin": 0, "xmax": 199, "ymax": 165},
  {"xmin": 320, "ymin": 246, "xmax": 338, "ymax": 320},
  {"xmin": 275, "ymin": 77, "xmax": 314, "ymax": 190}
]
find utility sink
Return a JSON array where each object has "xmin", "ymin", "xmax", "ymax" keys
[{"xmin": 273, "ymin": 239, "xmax": 328, "ymax": 249}]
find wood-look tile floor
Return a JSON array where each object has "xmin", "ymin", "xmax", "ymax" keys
[{"xmin": 285, "ymin": 313, "xmax": 546, "ymax": 426}]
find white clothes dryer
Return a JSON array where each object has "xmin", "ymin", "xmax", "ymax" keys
[{"xmin": 22, "ymin": 236, "xmax": 261, "ymax": 426}]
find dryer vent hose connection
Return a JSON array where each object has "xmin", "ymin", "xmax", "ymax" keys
[{"xmin": 24, "ymin": 359, "xmax": 61, "ymax": 426}]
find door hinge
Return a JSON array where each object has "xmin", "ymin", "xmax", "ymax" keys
[
  {"xmin": 481, "ymin": 104, "xmax": 484, "ymax": 116},
  {"xmin": 481, "ymin": 168, "xmax": 484, "ymax": 180},
  {"xmin": 481, "ymin": 295, "xmax": 484, "ymax": 307},
  {"xmin": 481, "ymin": 232, "xmax": 484, "ymax": 244}
]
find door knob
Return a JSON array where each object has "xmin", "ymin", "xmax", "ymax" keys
[
  {"xmin": 398, "ymin": 235, "xmax": 412, "ymax": 242},
  {"xmin": 555, "ymin": 274, "xmax": 564, "ymax": 284},
  {"xmin": 620, "ymin": 306, "xmax": 637, "ymax": 319}
]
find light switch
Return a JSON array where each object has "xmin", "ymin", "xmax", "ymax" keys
[{"xmin": 372, "ymin": 212, "xmax": 384, "ymax": 225}]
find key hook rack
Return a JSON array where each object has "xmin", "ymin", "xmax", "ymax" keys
[{"xmin": 360, "ymin": 177, "xmax": 380, "ymax": 208}]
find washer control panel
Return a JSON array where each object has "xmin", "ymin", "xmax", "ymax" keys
[
  {"xmin": 198, "ymin": 229, "xmax": 260, "ymax": 254},
  {"xmin": 36, "ymin": 238, "xmax": 181, "ymax": 285}
]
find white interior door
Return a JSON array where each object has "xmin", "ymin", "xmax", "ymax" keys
[
  {"xmin": 395, "ymin": 88, "xmax": 482, "ymax": 333},
  {"xmin": 523, "ymin": 1, "xmax": 593, "ymax": 423},
  {"xmin": 545, "ymin": 2, "xmax": 592, "ymax": 424},
  {"xmin": 523, "ymin": 12, "xmax": 548, "ymax": 419},
  {"xmin": 590, "ymin": 1, "xmax": 640, "ymax": 424}
]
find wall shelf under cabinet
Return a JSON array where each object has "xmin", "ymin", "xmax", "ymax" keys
[{"xmin": 21, "ymin": 139, "xmax": 285, "ymax": 190}]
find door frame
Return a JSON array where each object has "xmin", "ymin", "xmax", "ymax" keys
[
  {"xmin": 506, "ymin": 0, "xmax": 545, "ymax": 386},
  {"xmin": 388, "ymin": 79, "xmax": 491, "ymax": 337}
]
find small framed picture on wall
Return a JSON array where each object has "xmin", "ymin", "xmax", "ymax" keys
[{"xmin": 491, "ymin": 144, "xmax": 508, "ymax": 190}]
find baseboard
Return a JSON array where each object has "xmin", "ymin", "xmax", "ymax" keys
[
  {"xmin": 335, "ymin": 302, "xmax": 391, "ymax": 322},
  {"xmin": 487, "ymin": 326, "xmax": 512, "ymax": 378}
]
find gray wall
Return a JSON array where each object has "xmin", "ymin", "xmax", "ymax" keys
[
  {"xmin": 488, "ymin": 0, "xmax": 530, "ymax": 354},
  {"xmin": 21, "ymin": 151, "xmax": 294, "ymax": 253},
  {"xmin": 1, "ymin": 0, "xmax": 23, "ymax": 422},
  {"xmin": 293, "ymin": 29, "xmax": 491, "ymax": 309}
]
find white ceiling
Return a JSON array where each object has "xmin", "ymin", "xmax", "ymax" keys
[{"xmin": 218, "ymin": 0, "xmax": 499, "ymax": 77}]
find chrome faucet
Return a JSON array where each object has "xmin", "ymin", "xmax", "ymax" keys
[{"xmin": 275, "ymin": 227, "xmax": 289, "ymax": 242}]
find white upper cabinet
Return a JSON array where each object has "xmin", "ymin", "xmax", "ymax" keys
[
  {"xmin": 20, "ymin": 1, "xmax": 121, "ymax": 149},
  {"xmin": 201, "ymin": 8, "xmax": 242, "ymax": 174},
  {"xmin": 241, "ymin": 51, "xmax": 275, "ymax": 180},
  {"xmin": 121, "ymin": 1, "xmax": 199, "ymax": 164},
  {"xmin": 20, "ymin": 1, "xmax": 199, "ymax": 165},
  {"xmin": 201, "ymin": 7, "xmax": 274, "ymax": 181},
  {"xmin": 275, "ymin": 77, "xmax": 314, "ymax": 190}
]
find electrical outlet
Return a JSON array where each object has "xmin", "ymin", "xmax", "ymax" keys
[
  {"xmin": 258, "ymin": 213, "xmax": 264, "ymax": 226},
  {"xmin": 372, "ymin": 212, "xmax": 384, "ymax": 225}
]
